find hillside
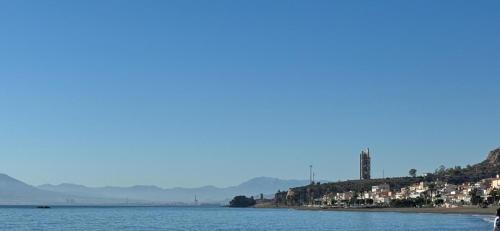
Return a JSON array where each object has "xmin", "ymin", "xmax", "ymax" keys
[
  {"xmin": 275, "ymin": 147, "xmax": 500, "ymax": 206},
  {"xmin": 0, "ymin": 174, "xmax": 310, "ymax": 205},
  {"xmin": 425, "ymin": 147, "xmax": 500, "ymax": 184},
  {"xmin": 0, "ymin": 174, "xmax": 131, "ymax": 205},
  {"xmin": 275, "ymin": 177, "xmax": 424, "ymax": 205},
  {"xmin": 0, "ymin": 173, "xmax": 71, "ymax": 204}
]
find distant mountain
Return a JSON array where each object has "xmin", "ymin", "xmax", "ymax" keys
[
  {"xmin": 0, "ymin": 172, "xmax": 319, "ymax": 205},
  {"xmin": 0, "ymin": 173, "xmax": 129, "ymax": 205},
  {"xmin": 0, "ymin": 173, "xmax": 67, "ymax": 204},
  {"xmin": 38, "ymin": 177, "xmax": 313, "ymax": 203}
]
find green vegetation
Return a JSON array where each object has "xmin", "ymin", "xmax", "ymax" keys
[
  {"xmin": 427, "ymin": 148, "xmax": 500, "ymax": 185},
  {"xmin": 469, "ymin": 188, "xmax": 483, "ymax": 205},
  {"xmin": 425, "ymin": 163, "xmax": 499, "ymax": 185},
  {"xmin": 390, "ymin": 198, "xmax": 427, "ymax": 208},
  {"xmin": 434, "ymin": 198, "xmax": 444, "ymax": 206},
  {"xmin": 409, "ymin": 169, "xmax": 417, "ymax": 177},
  {"xmin": 229, "ymin": 195, "xmax": 256, "ymax": 208},
  {"xmin": 490, "ymin": 188, "xmax": 500, "ymax": 204}
]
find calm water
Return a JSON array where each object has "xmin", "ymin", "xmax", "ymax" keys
[{"xmin": 0, "ymin": 206, "xmax": 492, "ymax": 230}]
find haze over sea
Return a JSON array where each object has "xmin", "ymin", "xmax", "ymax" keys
[{"xmin": 0, "ymin": 206, "xmax": 491, "ymax": 231}]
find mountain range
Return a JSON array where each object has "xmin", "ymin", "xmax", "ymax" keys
[
  {"xmin": 0, "ymin": 174, "xmax": 312, "ymax": 205},
  {"xmin": 0, "ymin": 173, "xmax": 122, "ymax": 205}
]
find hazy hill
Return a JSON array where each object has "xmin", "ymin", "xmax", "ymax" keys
[
  {"xmin": 0, "ymin": 173, "xmax": 135, "ymax": 205},
  {"xmin": 0, "ymin": 174, "xmax": 310, "ymax": 204},
  {"xmin": 0, "ymin": 173, "xmax": 68, "ymax": 204},
  {"xmin": 38, "ymin": 177, "xmax": 312, "ymax": 203}
]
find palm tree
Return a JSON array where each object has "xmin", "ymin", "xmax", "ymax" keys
[
  {"xmin": 489, "ymin": 189, "xmax": 500, "ymax": 205},
  {"xmin": 428, "ymin": 183, "xmax": 436, "ymax": 206}
]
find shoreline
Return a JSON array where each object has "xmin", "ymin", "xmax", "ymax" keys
[
  {"xmin": 0, "ymin": 203, "xmax": 495, "ymax": 216},
  {"xmin": 256, "ymin": 204, "xmax": 498, "ymax": 216},
  {"xmin": 299, "ymin": 207, "xmax": 497, "ymax": 216}
]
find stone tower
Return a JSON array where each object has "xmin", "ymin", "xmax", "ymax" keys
[{"xmin": 360, "ymin": 148, "xmax": 371, "ymax": 180}]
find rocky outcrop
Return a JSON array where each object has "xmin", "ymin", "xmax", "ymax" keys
[{"xmin": 485, "ymin": 147, "xmax": 500, "ymax": 166}]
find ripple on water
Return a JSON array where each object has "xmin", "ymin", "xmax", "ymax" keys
[{"xmin": 0, "ymin": 207, "xmax": 492, "ymax": 231}]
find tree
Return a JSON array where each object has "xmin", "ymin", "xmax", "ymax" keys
[
  {"xmin": 229, "ymin": 195, "xmax": 256, "ymax": 207},
  {"xmin": 409, "ymin": 169, "xmax": 417, "ymax": 178},
  {"xmin": 434, "ymin": 199, "xmax": 444, "ymax": 206},
  {"xmin": 390, "ymin": 197, "xmax": 426, "ymax": 208},
  {"xmin": 435, "ymin": 165, "xmax": 446, "ymax": 175},
  {"xmin": 469, "ymin": 188, "xmax": 482, "ymax": 206},
  {"xmin": 490, "ymin": 189, "xmax": 500, "ymax": 205},
  {"xmin": 349, "ymin": 192, "xmax": 359, "ymax": 206},
  {"xmin": 428, "ymin": 183, "xmax": 436, "ymax": 204}
]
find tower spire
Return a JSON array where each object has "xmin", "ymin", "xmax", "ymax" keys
[{"xmin": 360, "ymin": 148, "xmax": 371, "ymax": 180}]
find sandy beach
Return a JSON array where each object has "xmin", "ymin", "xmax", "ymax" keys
[
  {"xmin": 256, "ymin": 203, "xmax": 498, "ymax": 215},
  {"xmin": 299, "ymin": 206, "xmax": 498, "ymax": 215}
]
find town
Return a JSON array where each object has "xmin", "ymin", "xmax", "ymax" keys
[{"xmin": 274, "ymin": 147, "xmax": 500, "ymax": 209}]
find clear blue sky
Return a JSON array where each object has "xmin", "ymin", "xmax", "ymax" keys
[{"xmin": 0, "ymin": 0, "xmax": 499, "ymax": 188}]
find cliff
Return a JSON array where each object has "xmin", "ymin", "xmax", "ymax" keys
[{"xmin": 485, "ymin": 147, "xmax": 500, "ymax": 166}]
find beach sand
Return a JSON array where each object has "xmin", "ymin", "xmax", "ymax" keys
[
  {"xmin": 255, "ymin": 203, "xmax": 498, "ymax": 215},
  {"xmin": 301, "ymin": 206, "xmax": 498, "ymax": 215}
]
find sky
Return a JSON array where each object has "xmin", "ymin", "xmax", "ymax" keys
[{"xmin": 0, "ymin": 0, "xmax": 499, "ymax": 188}]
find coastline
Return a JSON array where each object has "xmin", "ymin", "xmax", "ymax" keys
[
  {"xmin": 299, "ymin": 206, "xmax": 498, "ymax": 215},
  {"xmin": 255, "ymin": 204, "xmax": 498, "ymax": 216}
]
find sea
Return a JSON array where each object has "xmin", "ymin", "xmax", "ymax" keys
[{"xmin": 0, "ymin": 206, "xmax": 493, "ymax": 230}]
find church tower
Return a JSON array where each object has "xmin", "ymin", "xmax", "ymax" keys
[{"xmin": 360, "ymin": 148, "xmax": 371, "ymax": 180}]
